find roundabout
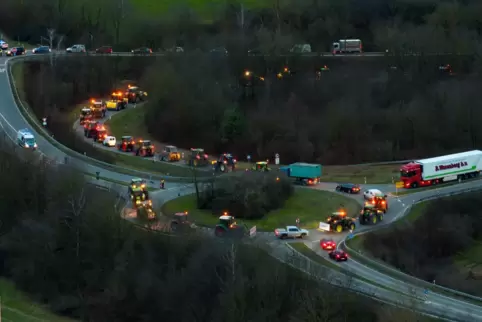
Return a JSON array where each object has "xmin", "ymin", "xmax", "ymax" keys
[{"xmin": 2, "ymin": 51, "xmax": 482, "ymax": 321}]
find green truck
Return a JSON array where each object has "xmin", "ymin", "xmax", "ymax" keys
[{"xmin": 279, "ymin": 162, "xmax": 322, "ymax": 185}]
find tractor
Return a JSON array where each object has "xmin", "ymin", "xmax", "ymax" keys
[
  {"xmin": 136, "ymin": 199, "xmax": 155, "ymax": 220},
  {"xmin": 187, "ymin": 148, "xmax": 209, "ymax": 167},
  {"xmin": 130, "ymin": 187, "xmax": 148, "ymax": 206},
  {"xmin": 79, "ymin": 107, "xmax": 93, "ymax": 125},
  {"xmin": 252, "ymin": 161, "xmax": 270, "ymax": 172},
  {"xmin": 134, "ymin": 140, "xmax": 155, "ymax": 157},
  {"xmin": 160, "ymin": 145, "xmax": 181, "ymax": 162},
  {"xmin": 125, "ymin": 85, "xmax": 148, "ymax": 103},
  {"xmin": 170, "ymin": 211, "xmax": 195, "ymax": 232},
  {"xmin": 213, "ymin": 153, "xmax": 236, "ymax": 172},
  {"xmin": 89, "ymin": 99, "xmax": 106, "ymax": 118},
  {"xmin": 214, "ymin": 215, "xmax": 246, "ymax": 238},
  {"xmin": 106, "ymin": 91, "xmax": 128, "ymax": 111},
  {"xmin": 364, "ymin": 193, "xmax": 388, "ymax": 213},
  {"xmin": 84, "ymin": 121, "xmax": 105, "ymax": 140},
  {"xmin": 118, "ymin": 136, "xmax": 136, "ymax": 152},
  {"xmin": 128, "ymin": 178, "xmax": 149, "ymax": 200},
  {"xmin": 325, "ymin": 211, "xmax": 356, "ymax": 233},
  {"xmin": 359, "ymin": 204, "xmax": 384, "ymax": 225}
]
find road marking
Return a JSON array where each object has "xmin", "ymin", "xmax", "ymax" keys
[{"xmin": 0, "ymin": 68, "xmax": 5, "ymax": 73}]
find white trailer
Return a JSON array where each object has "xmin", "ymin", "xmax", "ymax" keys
[
  {"xmin": 332, "ymin": 39, "xmax": 362, "ymax": 54},
  {"xmin": 419, "ymin": 150, "xmax": 482, "ymax": 181},
  {"xmin": 400, "ymin": 150, "xmax": 482, "ymax": 188}
]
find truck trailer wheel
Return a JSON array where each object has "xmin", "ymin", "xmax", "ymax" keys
[{"xmin": 411, "ymin": 182, "xmax": 418, "ymax": 188}]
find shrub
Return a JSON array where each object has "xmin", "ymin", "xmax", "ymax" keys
[{"xmin": 198, "ymin": 172, "xmax": 294, "ymax": 219}]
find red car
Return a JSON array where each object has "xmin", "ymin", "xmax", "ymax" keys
[
  {"xmin": 329, "ymin": 250, "xmax": 348, "ymax": 262},
  {"xmin": 95, "ymin": 46, "xmax": 112, "ymax": 54},
  {"xmin": 320, "ymin": 238, "xmax": 336, "ymax": 250}
]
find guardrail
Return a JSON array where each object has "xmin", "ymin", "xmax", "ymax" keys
[
  {"xmin": 6, "ymin": 57, "xmax": 208, "ymax": 183},
  {"xmin": 342, "ymin": 185, "xmax": 482, "ymax": 303}
]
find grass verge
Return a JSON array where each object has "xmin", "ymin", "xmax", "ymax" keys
[
  {"xmin": 0, "ymin": 278, "xmax": 75, "ymax": 322},
  {"xmin": 161, "ymin": 188, "xmax": 360, "ymax": 230},
  {"xmin": 344, "ymin": 201, "xmax": 482, "ymax": 305}
]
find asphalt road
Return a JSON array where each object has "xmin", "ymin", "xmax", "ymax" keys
[{"xmin": 3, "ymin": 51, "xmax": 482, "ymax": 320}]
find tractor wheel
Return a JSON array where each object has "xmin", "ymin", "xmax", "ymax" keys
[
  {"xmin": 170, "ymin": 222, "xmax": 178, "ymax": 232},
  {"xmin": 378, "ymin": 214, "xmax": 384, "ymax": 222},
  {"xmin": 220, "ymin": 164, "xmax": 226, "ymax": 172},
  {"xmin": 372, "ymin": 216, "xmax": 377, "ymax": 224},
  {"xmin": 336, "ymin": 225, "xmax": 343, "ymax": 233},
  {"xmin": 359, "ymin": 217, "xmax": 365, "ymax": 225},
  {"xmin": 350, "ymin": 223, "xmax": 355, "ymax": 231},
  {"xmin": 193, "ymin": 160, "xmax": 198, "ymax": 167}
]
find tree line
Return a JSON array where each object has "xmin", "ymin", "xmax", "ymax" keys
[
  {"xmin": 12, "ymin": 0, "xmax": 482, "ymax": 164},
  {"xmin": 0, "ymin": 135, "xmax": 432, "ymax": 321},
  {"xmin": 363, "ymin": 191, "xmax": 482, "ymax": 297}
]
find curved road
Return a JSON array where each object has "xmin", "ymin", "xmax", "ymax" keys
[{"xmin": 1, "ymin": 51, "xmax": 482, "ymax": 321}]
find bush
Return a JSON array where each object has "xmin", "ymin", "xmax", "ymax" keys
[{"xmin": 198, "ymin": 172, "xmax": 294, "ymax": 220}]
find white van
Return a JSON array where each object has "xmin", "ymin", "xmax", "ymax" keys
[
  {"xmin": 103, "ymin": 136, "xmax": 116, "ymax": 147},
  {"xmin": 66, "ymin": 44, "xmax": 86, "ymax": 53},
  {"xmin": 17, "ymin": 129, "xmax": 37, "ymax": 149}
]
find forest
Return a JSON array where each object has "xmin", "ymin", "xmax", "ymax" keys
[
  {"xmin": 363, "ymin": 191, "xmax": 482, "ymax": 297},
  {"xmin": 12, "ymin": 0, "xmax": 482, "ymax": 164}
]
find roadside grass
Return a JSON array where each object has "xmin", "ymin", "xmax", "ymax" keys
[
  {"xmin": 0, "ymin": 278, "xmax": 75, "ymax": 322},
  {"xmin": 161, "ymin": 188, "xmax": 360, "ymax": 231},
  {"xmin": 455, "ymin": 242, "xmax": 482, "ymax": 277},
  {"xmin": 321, "ymin": 164, "xmax": 400, "ymax": 184}
]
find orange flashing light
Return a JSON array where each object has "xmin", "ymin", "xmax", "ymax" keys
[
  {"xmin": 223, "ymin": 212, "xmax": 228, "ymax": 216},
  {"xmin": 283, "ymin": 67, "xmax": 288, "ymax": 72},
  {"xmin": 90, "ymin": 99, "xmax": 95, "ymax": 103}
]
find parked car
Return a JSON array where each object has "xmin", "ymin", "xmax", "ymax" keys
[
  {"xmin": 95, "ymin": 46, "xmax": 112, "ymax": 54},
  {"xmin": 32, "ymin": 46, "xmax": 51, "ymax": 54},
  {"xmin": 66, "ymin": 44, "xmax": 86, "ymax": 53},
  {"xmin": 132, "ymin": 47, "xmax": 152, "ymax": 55}
]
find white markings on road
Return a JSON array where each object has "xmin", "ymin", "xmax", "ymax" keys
[{"xmin": 0, "ymin": 68, "xmax": 5, "ymax": 73}]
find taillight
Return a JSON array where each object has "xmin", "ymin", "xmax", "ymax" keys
[
  {"xmin": 223, "ymin": 161, "xmax": 227, "ymax": 164},
  {"xmin": 149, "ymin": 49, "xmax": 152, "ymax": 53},
  {"xmin": 322, "ymin": 243, "xmax": 326, "ymax": 246},
  {"xmin": 196, "ymin": 155, "xmax": 200, "ymax": 159},
  {"xmin": 204, "ymin": 154, "xmax": 208, "ymax": 159},
  {"xmin": 233, "ymin": 159, "xmax": 237, "ymax": 163}
]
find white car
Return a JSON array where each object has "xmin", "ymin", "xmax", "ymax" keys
[
  {"xmin": 103, "ymin": 136, "xmax": 116, "ymax": 147},
  {"xmin": 0, "ymin": 40, "xmax": 8, "ymax": 50},
  {"xmin": 66, "ymin": 44, "xmax": 86, "ymax": 53},
  {"xmin": 363, "ymin": 189, "xmax": 384, "ymax": 200}
]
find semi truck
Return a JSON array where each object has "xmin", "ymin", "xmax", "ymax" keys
[
  {"xmin": 400, "ymin": 150, "xmax": 482, "ymax": 188},
  {"xmin": 279, "ymin": 162, "xmax": 322, "ymax": 185},
  {"xmin": 332, "ymin": 39, "xmax": 362, "ymax": 54}
]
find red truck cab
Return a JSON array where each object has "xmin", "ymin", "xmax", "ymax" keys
[{"xmin": 400, "ymin": 162, "xmax": 441, "ymax": 188}]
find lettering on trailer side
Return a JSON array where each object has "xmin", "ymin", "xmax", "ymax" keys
[{"xmin": 435, "ymin": 161, "xmax": 468, "ymax": 172}]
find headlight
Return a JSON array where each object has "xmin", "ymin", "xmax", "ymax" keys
[
  {"xmin": 34, "ymin": 143, "xmax": 37, "ymax": 147},
  {"xmin": 24, "ymin": 144, "xmax": 29, "ymax": 147}
]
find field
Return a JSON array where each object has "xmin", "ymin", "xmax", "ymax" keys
[
  {"xmin": 0, "ymin": 278, "xmax": 75, "ymax": 322},
  {"xmin": 130, "ymin": 0, "xmax": 267, "ymax": 19},
  {"xmin": 161, "ymin": 188, "xmax": 360, "ymax": 230}
]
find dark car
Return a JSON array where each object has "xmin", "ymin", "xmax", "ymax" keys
[
  {"xmin": 6, "ymin": 47, "xmax": 25, "ymax": 56},
  {"xmin": 32, "ymin": 46, "xmax": 51, "ymax": 54},
  {"xmin": 320, "ymin": 238, "xmax": 336, "ymax": 251},
  {"xmin": 335, "ymin": 183, "xmax": 360, "ymax": 194},
  {"xmin": 329, "ymin": 250, "xmax": 348, "ymax": 262},
  {"xmin": 132, "ymin": 47, "xmax": 152, "ymax": 55},
  {"xmin": 95, "ymin": 46, "xmax": 112, "ymax": 54}
]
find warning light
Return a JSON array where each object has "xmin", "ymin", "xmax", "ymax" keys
[
  {"xmin": 223, "ymin": 211, "xmax": 228, "ymax": 216},
  {"xmin": 245, "ymin": 70, "xmax": 251, "ymax": 76},
  {"xmin": 277, "ymin": 73, "xmax": 283, "ymax": 78},
  {"xmin": 90, "ymin": 99, "xmax": 95, "ymax": 103},
  {"xmin": 283, "ymin": 67, "xmax": 288, "ymax": 72}
]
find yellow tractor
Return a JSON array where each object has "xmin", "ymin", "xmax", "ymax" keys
[
  {"xmin": 106, "ymin": 91, "xmax": 128, "ymax": 111},
  {"xmin": 160, "ymin": 145, "xmax": 181, "ymax": 162}
]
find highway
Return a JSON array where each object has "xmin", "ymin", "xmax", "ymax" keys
[{"xmin": 2, "ymin": 51, "xmax": 482, "ymax": 321}]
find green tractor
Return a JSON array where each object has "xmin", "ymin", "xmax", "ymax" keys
[
  {"xmin": 131, "ymin": 187, "xmax": 148, "ymax": 207},
  {"xmin": 252, "ymin": 161, "xmax": 270, "ymax": 172},
  {"xmin": 325, "ymin": 211, "xmax": 356, "ymax": 233},
  {"xmin": 359, "ymin": 204, "xmax": 384, "ymax": 225},
  {"xmin": 214, "ymin": 215, "xmax": 246, "ymax": 238},
  {"xmin": 128, "ymin": 178, "xmax": 149, "ymax": 200}
]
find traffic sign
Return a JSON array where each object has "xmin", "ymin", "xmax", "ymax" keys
[
  {"xmin": 275, "ymin": 153, "xmax": 280, "ymax": 165},
  {"xmin": 247, "ymin": 154, "xmax": 251, "ymax": 161},
  {"xmin": 347, "ymin": 232, "xmax": 354, "ymax": 240},
  {"xmin": 395, "ymin": 181, "xmax": 404, "ymax": 188},
  {"xmin": 249, "ymin": 226, "xmax": 256, "ymax": 237}
]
